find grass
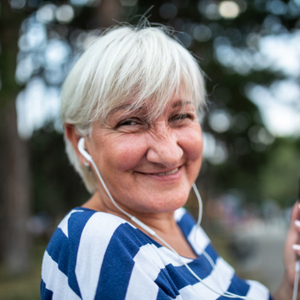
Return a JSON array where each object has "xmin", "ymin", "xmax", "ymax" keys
[{"xmin": 0, "ymin": 241, "xmax": 46, "ymax": 300}]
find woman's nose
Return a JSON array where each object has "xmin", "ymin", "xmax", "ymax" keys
[{"xmin": 146, "ymin": 125, "xmax": 183, "ymax": 168}]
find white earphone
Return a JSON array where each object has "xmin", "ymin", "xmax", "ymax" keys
[
  {"xmin": 77, "ymin": 137, "xmax": 157, "ymax": 235},
  {"xmin": 77, "ymin": 137, "xmax": 255, "ymax": 300},
  {"xmin": 78, "ymin": 137, "xmax": 92, "ymax": 162}
]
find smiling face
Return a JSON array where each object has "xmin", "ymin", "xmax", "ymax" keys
[{"xmin": 84, "ymin": 93, "xmax": 203, "ymax": 216}]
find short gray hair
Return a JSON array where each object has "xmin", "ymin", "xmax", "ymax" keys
[{"xmin": 61, "ymin": 25, "xmax": 206, "ymax": 193}]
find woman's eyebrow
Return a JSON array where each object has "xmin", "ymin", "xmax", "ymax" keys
[
  {"xmin": 172, "ymin": 100, "xmax": 193, "ymax": 108},
  {"xmin": 110, "ymin": 100, "xmax": 192, "ymax": 116},
  {"xmin": 109, "ymin": 104, "xmax": 142, "ymax": 116}
]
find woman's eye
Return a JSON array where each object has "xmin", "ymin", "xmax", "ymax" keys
[
  {"xmin": 177, "ymin": 114, "xmax": 190, "ymax": 120},
  {"xmin": 171, "ymin": 113, "xmax": 194, "ymax": 122},
  {"xmin": 118, "ymin": 119, "xmax": 138, "ymax": 126},
  {"xmin": 116, "ymin": 118, "xmax": 146, "ymax": 128}
]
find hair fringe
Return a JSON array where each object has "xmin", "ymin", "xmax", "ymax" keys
[{"xmin": 61, "ymin": 24, "xmax": 206, "ymax": 193}]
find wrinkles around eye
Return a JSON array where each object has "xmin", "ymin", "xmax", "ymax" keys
[
  {"xmin": 114, "ymin": 112, "xmax": 196, "ymax": 132},
  {"xmin": 171, "ymin": 113, "xmax": 194, "ymax": 121},
  {"xmin": 169, "ymin": 113, "xmax": 196, "ymax": 126},
  {"xmin": 116, "ymin": 118, "xmax": 146, "ymax": 127},
  {"xmin": 115, "ymin": 118, "xmax": 149, "ymax": 133}
]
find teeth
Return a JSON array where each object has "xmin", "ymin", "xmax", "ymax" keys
[{"xmin": 156, "ymin": 168, "xmax": 178, "ymax": 176}]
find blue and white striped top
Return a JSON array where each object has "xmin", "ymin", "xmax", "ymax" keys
[{"xmin": 41, "ymin": 207, "xmax": 272, "ymax": 300}]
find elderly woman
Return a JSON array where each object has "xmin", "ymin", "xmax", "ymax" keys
[{"xmin": 41, "ymin": 26, "xmax": 300, "ymax": 300}]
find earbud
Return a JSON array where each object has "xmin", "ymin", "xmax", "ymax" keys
[{"xmin": 78, "ymin": 138, "xmax": 92, "ymax": 162}]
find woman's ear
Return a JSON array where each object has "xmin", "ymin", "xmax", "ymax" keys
[{"xmin": 65, "ymin": 124, "xmax": 88, "ymax": 166}]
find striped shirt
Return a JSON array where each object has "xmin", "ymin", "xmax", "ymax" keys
[{"xmin": 41, "ymin": 207, "xmax": 273, "ymax": 300}]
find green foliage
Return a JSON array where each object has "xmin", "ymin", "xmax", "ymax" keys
[
  {"xmin": 0, "ymin": 241, "xmax": 45, "ymax": 299},
  {"xmin": 3, "ymin": 0, "xmax": 300, "ymax": 215},
  {"xmin": 30, "ymin": 127, "xmax": 89, "ymax": 216},
  {"xmin": 259, "ymin": 138, "xmax": 300, "ymax": 206}
]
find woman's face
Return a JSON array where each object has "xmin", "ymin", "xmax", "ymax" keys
[{"xmin": 85, "ymin": 92, "xmax": 203, "ymax": 215}]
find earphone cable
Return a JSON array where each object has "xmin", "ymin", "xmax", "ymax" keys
[
  {"xmin": 89, "ymin": 156, "xmax": 253, "ymax": 299},
  {"xmin": 81, "ymin": 138, "xmax": 298, "ymax": 300},
  {"xmin": 191, "ymin": 183, "xmax": 254, "ymax": 300}
]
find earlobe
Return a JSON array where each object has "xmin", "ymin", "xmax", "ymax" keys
[{"xmin": 65, "ymin": 124, "xmax": 80, "ymax": 148}]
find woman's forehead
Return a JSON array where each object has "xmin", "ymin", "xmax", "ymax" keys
[{"xmin": 108, "ymin": 97, "xmax": 195, "ymax": 117}]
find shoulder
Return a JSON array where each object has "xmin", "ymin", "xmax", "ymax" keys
[
  {"xmin": 41, "ymin": 208, "xmax": 154, "ymax": 299},
  {"xmin": 58, "ymin": 207, "xmax": 126, "ymax": 236},
  {"xmin": 45, "ymin": 207, "xmax": 149, "ymax": 262}
]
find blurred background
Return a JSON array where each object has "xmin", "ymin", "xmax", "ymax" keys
[{"xmin": 1, "ymin": 0, "xmax": 300, "ymax": 298}]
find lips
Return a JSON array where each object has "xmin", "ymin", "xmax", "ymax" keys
[
  {"xmin": 137, "ymin": 166, "xmax": 181, "ymax": 176},
  {"xmin": 155, "ymin": 168, "xmax": 179, "ymax": 176}
]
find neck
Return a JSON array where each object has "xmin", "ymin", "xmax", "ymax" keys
[
  {"xmin": 82, "ymin": 191, "xmax": 197, "ymax": 259},
  {"xmin": 82, "ymin": 191, "xmax": 177, "ymax": 233}
]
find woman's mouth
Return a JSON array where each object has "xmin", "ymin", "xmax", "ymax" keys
[
  {"xmin": 155, "ymin": 168, "xmax": 179, "ymax": 176},
  {"xmin": 137, "ymin": 166, "xmax": 181, "ymax": 177},
  {"xmin": 135, "ymin": 166, "xmax": 183, "ymax": 182}
]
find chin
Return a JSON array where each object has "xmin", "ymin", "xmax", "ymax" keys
[{"xmin": 138, "ymin": 190, "xmax": 190, "ymax": 214}]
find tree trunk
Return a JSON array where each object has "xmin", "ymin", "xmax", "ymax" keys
[
  {"xmin": 0, "ymin": 0, "xmax": 31, "ymax": 274},
  {"xmin": 97, "ymin": 0, "xmax": 121, "ymax": 27},
  {"xmin": 1, "ymin": 103, "xmax": 31, "ymax": 274}
]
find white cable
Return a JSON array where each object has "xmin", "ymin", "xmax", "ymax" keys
[
  {"xmin": 90, "ymin": 158, "xmax": 158, "ymax": 236},
  {"xmin": 154, "ymin": 231, "xmax": 253, "ymax": 299},
  {"xmin": 90, "ymin": 159, "xmax": 132, "ymax": 219},
  {"xmin": 90, "ymin": 157, "xmax": 254, "ymax": 299},
  {"xmin": 193, "ymin": 183, "xmax": 202, "ymax": 227},
  {"xmin": 292, "ymin": 260, "xmax": 300, "ymax": 300},
  {"xmin": 193, "ymin": 184, "xmax": 300, "ymax": 300},
  {"xmin": 191, "ymin": 183, "xmax": 254, "ymax": 300}
]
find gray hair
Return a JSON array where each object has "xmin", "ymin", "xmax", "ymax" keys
[{"xmin": 61, "ymin": 25, "xmax": 206, "ymax": 193}]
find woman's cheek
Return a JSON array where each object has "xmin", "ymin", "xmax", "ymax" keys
[
  {"xmin": 108, "ymin": 136, "xmax": 147, "ymax": 171},
  {"xmin": 179, "ymin": 128, "xmax": 203, "ymax": 161}
]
